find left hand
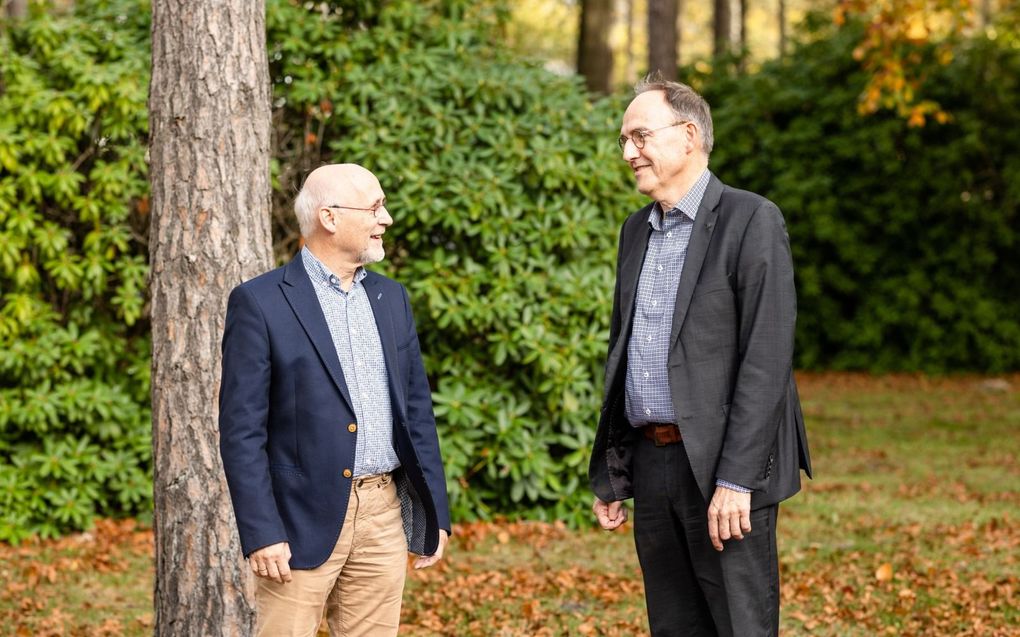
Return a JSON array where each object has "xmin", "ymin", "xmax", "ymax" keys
[
  {"xmin": 707, "ymin": 486, "xmax": 752, "ymax": 551},
  {"xmin": 413, "ymin": 529, "xmax": 449, "ymax": 569}
]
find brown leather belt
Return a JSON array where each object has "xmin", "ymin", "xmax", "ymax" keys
[{"xmin": 642, "ymin": 423, "xmax": 682, "ymax": 446}]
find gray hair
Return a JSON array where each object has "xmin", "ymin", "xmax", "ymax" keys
[
  {"xmin": 634, "ymin": 72, "xmax": 714, "ymax": 156},
  {"xmin": 293, "ymin": 175, "xmax": 330, "ymax": 238}
]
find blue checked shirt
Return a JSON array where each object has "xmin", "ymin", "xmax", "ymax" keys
[
  {"xmin": 623, "ymin": 170, "xmax": 750, "ymax": 493},
  {"xmin": 302, "ymin": 247, "xmax": 400, "ymax": 477}
]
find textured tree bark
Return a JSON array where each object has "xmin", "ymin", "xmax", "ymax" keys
[
  {"xmin": 148, "ymin": 1, "xmax": 272, "ymax": 635},
  {"xmin": 577, "ymin": 0, "xmax": 615, "ymax": 94},
  {"xmin": 647, "ymin": 0, "xmax": 679, "ymax": 80}
]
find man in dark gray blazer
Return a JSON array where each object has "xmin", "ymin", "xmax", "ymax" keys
[{"xmin": 589, "ymin": 74, "xmax": 812, "ymax": 636}]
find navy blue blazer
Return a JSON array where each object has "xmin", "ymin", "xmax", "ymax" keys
[{"xmin": 218, "ymin": 258, "xmax": 451, "ymax": 569}]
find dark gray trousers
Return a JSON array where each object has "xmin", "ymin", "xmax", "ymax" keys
[{"xmin": 632, "ymin": 436, "xmax": 780, "ymax": 637}]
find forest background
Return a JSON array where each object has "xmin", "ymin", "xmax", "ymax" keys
[{"xmin": 0, "ymin": 0, "xmax": 1017, "ymax": 633}]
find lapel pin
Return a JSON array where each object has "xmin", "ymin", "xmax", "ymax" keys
[{"xmin": 377, "ymin": 293, "xmax": 382, "ymax": 300}]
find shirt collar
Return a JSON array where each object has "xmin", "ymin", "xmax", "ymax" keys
[
  {"xmin": 301, "ymin": 246, "xmax": 366, "ymax": 291},
  {"xmin": 648, "ymin": 169, "xmax": 711, "ymax": 231}
]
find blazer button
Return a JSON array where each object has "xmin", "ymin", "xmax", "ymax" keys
[
  {"xmin": 342, "ymin": 469, "xmax": 352, "ymax": 478},
  {"xmin": 348, "ymin": 423, "xmax": 357, "ymax": 433}
]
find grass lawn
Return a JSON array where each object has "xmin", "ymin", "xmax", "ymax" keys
[{"xmin": 2, "ymin": 373, "xmax": 1017, "ymax": 636}]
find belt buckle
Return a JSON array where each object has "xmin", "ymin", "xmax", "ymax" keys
[{"xmin": 653, "ymin": 427, "xmax": 668, "ymax": 447}]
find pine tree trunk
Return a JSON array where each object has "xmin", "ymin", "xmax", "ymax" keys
[
  {"xmin": 577, "ymin": 0, "xmax": 615, "ymax": 94},
  {"xmin": 648, "ymin": 0, "xmax": 678, "ymax": 80},
  {"xmin": 148, "ymin": 1, "xmax": 273, "ymax": 634}
]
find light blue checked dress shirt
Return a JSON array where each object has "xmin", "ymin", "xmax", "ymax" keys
[
  {"xmin": 302, "ymin": 247, "xmax": 400, "ymax": 478},
  {"xmin": 623, "ymin": 170, "xmax": 750, "ymax": 493}
]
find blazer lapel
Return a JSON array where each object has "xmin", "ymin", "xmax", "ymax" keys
[
  {"xmin": 280, "ymin": 258, "xmax": 355, "ymax": 413},
  {"xmin": 669, "ymin": 174, "xmax": 724, "ymax": 345},
  {"xmin": 364, "ymin": 274, "xmax": 407, "ymax": 420},
  {"xmin": 605, "ymin": 205, "xmax": 654, "ymax": 393}
]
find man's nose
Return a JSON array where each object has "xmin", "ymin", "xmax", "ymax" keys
[
  {"xmin": 376, "ymin": 205, "xmax": 393, "ymax": 226},
  {"xmin": 622, "ymin": 138, "xmax": 640, "ymax": 161}
]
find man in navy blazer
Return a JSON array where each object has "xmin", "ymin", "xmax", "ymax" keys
[{"xmin": 219, "ymin": 164, "xmax": 450, "ymax": 636}]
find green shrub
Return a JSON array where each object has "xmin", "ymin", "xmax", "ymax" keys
[
  {"xmin": 0, "ymin": 2, "xmax": 153, "ymax": 542},
  {"xmin": 697, "ymin": 16, "xmax": 1020, "ymax": 371}
]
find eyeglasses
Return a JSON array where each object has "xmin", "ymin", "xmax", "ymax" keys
[
  {"xmin": 325, "ymin": 198, "xmax": 387, "ymax": 220},
  {"xmin": 618, "ymin": 121, "xmax": 690, "ymax": 151}
]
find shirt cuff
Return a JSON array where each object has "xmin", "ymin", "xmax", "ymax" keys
[{"xmin": 715, "ymin": 479, "xmax": 752, "ymax": 493}]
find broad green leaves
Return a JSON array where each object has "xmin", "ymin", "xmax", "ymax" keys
[{"xmin": 0, "ymin": 1, "xmax": 152, "ymax": 543}]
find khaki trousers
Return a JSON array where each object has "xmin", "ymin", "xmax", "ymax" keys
[{"xmin": 256, "ymin": 473, "xmax": 408, "ymax": 637}]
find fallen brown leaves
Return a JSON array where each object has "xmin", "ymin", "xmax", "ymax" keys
[
  {"xmin": 782, "ymin": 517, "xmax": 1018, "ymax": 637},
  {"xmin": 0, "ymin": 519, "xmax": 153, "ymax": 636},
  {"xmin": 399, "ymin": 520, "xmax": 648, "ymax": 636}
]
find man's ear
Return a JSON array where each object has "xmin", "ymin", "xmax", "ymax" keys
[
  {"xmin": 684, "ymin": 123, "xmax": 700, "ymax": 154},
  {"xmin": 318, "ymin": 206, "xmax": 336, "ymax": 233}
]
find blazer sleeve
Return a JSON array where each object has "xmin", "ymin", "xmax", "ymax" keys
[
  {"xmin": 218, "ymin": 284, "xmax": 288, "ymax": 556},
  {"xmin": 399, "ymin": 284, "xmax": 452, "ymax": 533},
  {"xmin": 714, "ymin": 201, "xmax": 798, "ymax": 489}
]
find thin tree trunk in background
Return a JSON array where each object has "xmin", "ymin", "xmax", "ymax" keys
[
  {"xmin": 149, "ymin": 0, "xmax": 273, "ymax": 634},
  {"xmin": 626, "ymin": 0, "xmax": 636, "ymax": 84},
  {"xmin": 676, "ymin": 0, "xmax": 684, "ymax": 66},
  {"xmin": 778, "ymin": 0, "xmax": 787, "ymax": 56},
  {"xmin": 981, "ymin": 0, "xmax": 992, "ymax": 27},
  {"xmin": 5, "ymin": 0, "xmax": 28, "ymax": 19},
  {"xmin": 738, "ymin": 0, "xmax": 747, "ymax": 70},
  {"xmin": 578, "ymin": 0, "xmax": 615, "ymax": 94},
  {"xmin": 648, "ymin": 0, "xmax": 678, "ymax": 80},
  {"xmin": 739, "ymin": 0, "xmax": 747, "ymax": 50},
  {"xmin": 714, "ymin": 0, "xmax": 742, "ymax": 59},
  {"xmin": 713, "ymin": 0, "xmax": 731, "ymax": 57}
]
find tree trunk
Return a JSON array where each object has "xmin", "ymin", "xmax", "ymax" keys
[
  {"xmin": 713, "ymin": 0, "xmax": 741, "ymax": 57},
  {"xmin": 625, "ymin": 0, "xmax": 636, "ymax": 84},
  {"xmin": 648, "ymin": 0, "xmax": 678, "ymax": 80},
  {"xmin": 148, "ymin": 0, "xmax": 273, "ymax": 635},
  {"xmin": 778, "ymin": 0, "xmax": 787, "ymax": 56},
  {"xmin": 577, "ymin": 0, "xmax": 615, "ymax": 94},
  {"xmin": 5, "ymin": 0, "xmax": 28, "ymax": 19},
  {"xmin": 739, "ymin": 0, "xmax": 747, "ymax": 52},
  {"xmin": 980, "ymin": 0, "xmax": 992, "ymax": 28}
]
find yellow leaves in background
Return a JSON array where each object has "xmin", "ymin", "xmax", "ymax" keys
[{"xmin": 838, "ymin": 0, "xmax": 975, "ymax": 125}]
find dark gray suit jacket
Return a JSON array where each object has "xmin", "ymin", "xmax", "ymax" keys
[{"xmin": 589, "ymin": 173, "xmax": 812, "ymax": 510}]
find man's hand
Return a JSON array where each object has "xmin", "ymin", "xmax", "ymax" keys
[
  {"xmin": 414, "ymin": 529, "xmax": 449, "ymax": 570},
  {"xmin": 249, "ymin": 542, "xmax": 292, "ymax": 583},
  {"xmin": 593, "ymin": 498, "xmax": 628, "ymax": 531},
  {"xmin": 707, "ymin": 486, "xmax": 752, "ymax": 551}
]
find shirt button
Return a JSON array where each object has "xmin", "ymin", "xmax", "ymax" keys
[
  {"xmin": 348, "ymin": 423, "xmax": 357, "ymax": 432},
  {"xmin": 651, "ymin": 300, "xmax": 657, "ymax": 307},
  {"xmin": 643, "ymin": 372, "xmax": 650, "ymax": 378},
  {"xmin": 667, "ymin": 231, "xmax": 673, "ymax": 238},
  {"xmin": 657, "ymin": 265, "xmax": 663, "ymax": 272},
  {"xmin": 646, "ymin": 335, "xmax": 653, "ymax": 342},
  {"xmin": 342, "ymin": 469, "xmax": 352, "ymax": 478},
  {"xmin": 644, "ymin": 408, "xmax": 651, "ymax": 416}
]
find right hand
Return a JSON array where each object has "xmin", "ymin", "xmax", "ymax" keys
[
  {"xmin": 249, "ymin": 541, "xmax": 293, "ymax": 584},
  {"xmin": 592, "ymin": 498, "xmax": 628, "ymax": 531}
]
